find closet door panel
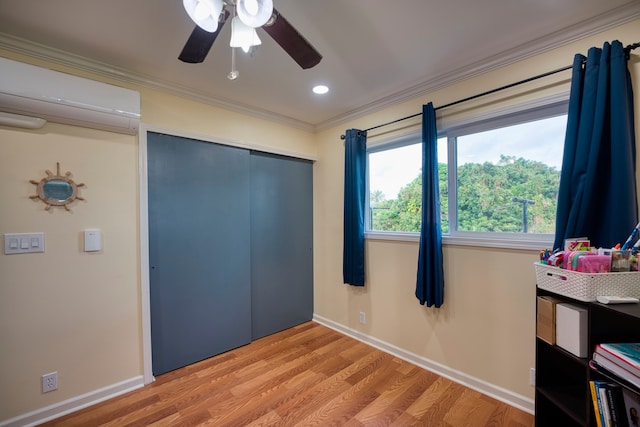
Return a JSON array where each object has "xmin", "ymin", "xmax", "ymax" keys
[
  {"xmin": 148, "ymin": 132, "xmax": 251, "ymax": 375},
  {"xmin": 250, "ymin": 152, "xmax": 313, "ymax": 340}
]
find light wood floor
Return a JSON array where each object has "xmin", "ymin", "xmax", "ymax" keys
[{"xmin": 41, "ymin": 322, "xmax": 534, "ymax": 426}]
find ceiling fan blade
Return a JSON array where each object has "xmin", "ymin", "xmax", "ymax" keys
[
  {"xmin": 263, "ymin": 9, "xmax": 322, "ymax": 70},
  {"xmin": 179, "ymin": 11, "xmax": 230, "ymax": 63}
]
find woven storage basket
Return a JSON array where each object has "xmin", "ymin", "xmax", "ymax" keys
[{"xmin": 534, "ymin": 262, "xmax": 640, "ymax": 302}]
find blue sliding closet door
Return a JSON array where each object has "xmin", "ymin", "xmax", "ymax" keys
[
  {"xmin": 148, "ymin": 132, "xmax": 252, "ymax": 375},
  {"xmin": 250, "ymin": 152, "xmax": 313, "ymax": 340}
]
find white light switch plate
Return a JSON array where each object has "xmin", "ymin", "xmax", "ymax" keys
[{"xmin": 4, "ymin": 233, "xmax": 45, "ymax": 254}]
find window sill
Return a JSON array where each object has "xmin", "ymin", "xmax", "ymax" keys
[{"xmin": 365, "ymin": 231, "xmax": 553, "ymax": 251}]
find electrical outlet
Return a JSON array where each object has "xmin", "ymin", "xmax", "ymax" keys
[
  {"xmin": 42, "ymin": 372, "xmax": 58, "ymax": 393},
  {"xmin": 530, "ymin": 368, "xmax": 536, "ymax": 386},
  {"xmin": 359, "ymin": 311, "xmax": 366, "ymax": 324}
]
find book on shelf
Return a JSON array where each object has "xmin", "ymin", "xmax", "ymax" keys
[
  {"xmin": 623, "ymin": 387, "xmax": 640, "ymax": 427},
  {"xmin": 593, "ymin": 353, "xmax": 640, "ymax": 390},
  {"xmin": 591, "ymin": 380, "xmax": 604, "ymax": 427},
  {"xmin": 600, "ymin": 382, "xmax": 613, "ymax": 427},
  {"xmin": 597, "ymin": 344, "xmax": 640, "ymax": 378},
  {"xmin": 605, "ymin": 383, "xmax": 629, "ymax": 427}
]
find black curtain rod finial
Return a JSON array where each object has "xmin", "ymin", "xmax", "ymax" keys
[
  {"xmin": 625, "ymin": 42, "xmax": 640, "ymax": 59},
  {"xmin": 340, "ymin": 130, "xmax": 365, "ymax": 140}
]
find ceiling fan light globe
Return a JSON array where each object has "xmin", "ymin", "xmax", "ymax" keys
[
  {"xmin": 244, "ymin": 0, "xmax": 259, "ymax": 16},
  {"xmin": 236, "ymin": 0, "xmax": 273, "ymax": 27},
  {"xmin": 194, "ymin": 2, "xmax": 210, "ymax": 20},
  {"xmin": 230, "ymin": 16, "xmax": 262, "ymax": 51},
  {"xmin": 183, "ymin": 0, "xmax": 223, "ymax": 33}
]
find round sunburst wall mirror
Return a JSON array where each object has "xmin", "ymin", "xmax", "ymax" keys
[{"xmin": 30, "ymin": 162, "xmax": 85, "ymax": 211}]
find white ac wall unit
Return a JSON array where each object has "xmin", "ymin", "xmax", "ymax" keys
[{"xmin": 0, "ymin": 57, "xmax": 140, "ymax": 134}]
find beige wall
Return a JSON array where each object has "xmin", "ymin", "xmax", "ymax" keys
[
  {"xmin": 313, "ymin": 18, "xmax": 640, "ymax": 402},
  {"xmin": 0, "ymin": 123, "xmax": 141, "ymax": 419},
  {"xmin": 0, "ymin": 51, "xmax": 316, "ymax": 422},
  {"xmin": 140, "ymin": 88, "xmax": 318, "ymax": 158},
  {"xmin": 0, "ymin": 18, "xmax": 639, "ymax": 423}
]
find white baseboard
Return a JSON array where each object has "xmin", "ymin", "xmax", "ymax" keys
[
  {"xmin": 0, "ymin": 376, "xmax": 145, "ymax": 427},
  {"xmin": 312, "ymin": 315, "xmax": 535, "ymax": 415}
]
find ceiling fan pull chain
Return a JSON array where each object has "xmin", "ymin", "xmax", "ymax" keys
[
  {"xmin": 227, "ymin": 4, "xmax": 239, "ymax": 80},
  {"xmin": 228, "ymin": 47, "xmax": 239, "ymax": 80}
]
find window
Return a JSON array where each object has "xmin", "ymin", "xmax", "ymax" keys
[{"xmin": 366, "ymin": 100, "xmax": 567, "ymax": 248}]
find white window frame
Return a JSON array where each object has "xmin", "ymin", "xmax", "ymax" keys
[{"xmin": 365, "ymin": 93, "xmax": 569, "ymax": 251}]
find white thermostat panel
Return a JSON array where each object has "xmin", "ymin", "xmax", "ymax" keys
[{"xmin": 84, "ymin": 229, "xmax": 102, "ymax": 252}]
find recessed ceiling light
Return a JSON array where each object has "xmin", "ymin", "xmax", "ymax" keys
[{"xmin": 313, "ymin": 85, "xmax": 329, "ymax": 95}]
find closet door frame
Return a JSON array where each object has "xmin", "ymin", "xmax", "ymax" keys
[{"xmin": 138, "ymin": 124, "xmax": 316, "ymax": 384}]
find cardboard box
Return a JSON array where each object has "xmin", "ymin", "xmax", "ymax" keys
[
  {"xmin": 555, "ymin": 303, "xmax": 588, "ymax": 357},
  {"xmin": 537, "ymin": 296, "xmax": 564, "ymax": 344}
]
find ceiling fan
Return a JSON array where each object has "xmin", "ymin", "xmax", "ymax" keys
[{"xmin": 179, "ymin": 0, "xmax": 322, "ymax": 71}]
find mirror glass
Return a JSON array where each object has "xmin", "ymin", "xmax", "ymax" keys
[{"xmin": 43, "ymin": 179, "xmax": 74, "ymax": 202}]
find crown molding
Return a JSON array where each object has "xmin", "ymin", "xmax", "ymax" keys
[
  {"xmin": 315, "ymin": 1, "xmax": 640, "ymax": 131},
  {"xmin": 0, "ymin": 33, "xmax": 316, "ymax": 133}
]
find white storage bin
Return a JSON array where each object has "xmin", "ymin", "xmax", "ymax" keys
[
  {"xmin": 534, "ymin": 262, "xmax": 640, "ymax": 302},
  {"xmin": 555, "ymin": 303, "xmax": 588, "ymax": 357}
]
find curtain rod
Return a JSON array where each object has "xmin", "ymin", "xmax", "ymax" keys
[{"xmin": 340, "ymin": 41, "xmax": 640, "ymax": 140}]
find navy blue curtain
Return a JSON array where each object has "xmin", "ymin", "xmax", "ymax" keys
[
  {"xmin": 416, "ymin": 103, "xmax": 444, "ymax": 307},
  {"xmin": 554, "ymin": 41, "xmax": 637, "ymax": 250},
  {"xmin": 343, "ymin": 128, "xmax": 367, "ymax": 286}
]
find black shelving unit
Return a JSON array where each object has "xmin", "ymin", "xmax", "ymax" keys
[{"xmin": 535, "ymin": 287, "xmax": 640, "ymax": 426}]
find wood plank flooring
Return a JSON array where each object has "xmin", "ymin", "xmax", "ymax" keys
[{"xmin": 41, "ymin": 322, "xmax": 533, "ymax": 426}]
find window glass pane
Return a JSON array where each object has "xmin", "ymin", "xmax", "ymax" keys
[
  {"xmin": 456, "ymin": 115, "xmax": 565, "ymax": 234},
  {"xmin": 438, "ymin": 137, "xmax": 449, "ymax": 233},
  {"xmin": 368, "ymin": 138, "xmax": 448, "ymax": 233},
  {"xmin": 369, "ymin": 143, "xmax": 422, "ymax": 232}
]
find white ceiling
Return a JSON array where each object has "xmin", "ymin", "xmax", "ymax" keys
[{"xmin": 0, "ymin": 0, "xmax": 638, "ymax": 131}]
